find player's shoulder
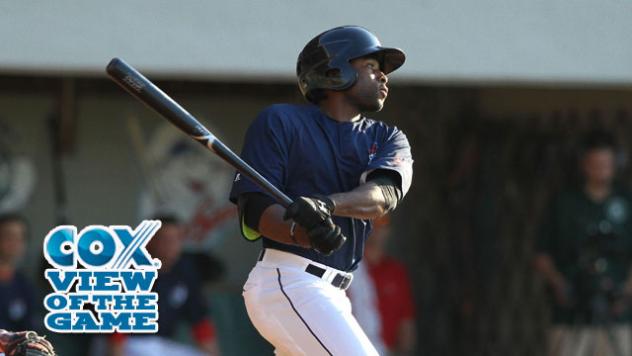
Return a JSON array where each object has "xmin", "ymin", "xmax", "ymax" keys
[
  {"xmin": 253, "ymin": 103, "xmax": 317, "ymax": 127},
  {"xmin": 362, "ymin": 116, "xmax": 408, "ymax": 142},
  {"xmin": 8, "ymin": 270, "xmax": 35, "ymax": 291},
  {"xmin": 258, "ymin": 103, "xmax": 317, "ymax": 119},
  {"xmin": 362, "ymin": 115, "xmax": 400, "ymax": 131}
]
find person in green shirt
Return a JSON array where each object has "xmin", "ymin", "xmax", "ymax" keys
[{"xmin": 535, "ymin": 131, "xmax": 632, "ymax": 356}]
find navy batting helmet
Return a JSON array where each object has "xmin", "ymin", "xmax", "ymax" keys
[{"xmin": 296, "ymin": 26, "xmax": 406, "ymax": 103}]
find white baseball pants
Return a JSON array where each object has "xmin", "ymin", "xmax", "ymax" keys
[{"xmin": 242, "ymin": 249, "xmax": 379, "ymax": 356}]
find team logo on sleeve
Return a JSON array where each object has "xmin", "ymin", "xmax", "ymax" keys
[
  {"xmin": 368, "ymin": 142, "xmax": 378, "ymax": 164},
  {"xmin": 42, "ymin": 221, "xmax": 162, "ymax": 333}
]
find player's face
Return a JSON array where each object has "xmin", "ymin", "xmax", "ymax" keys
[
  {"xmin": 346, "ymin": 56, "xmax": 388, "ymax": 112},
  {"xmin": 582, "ymin": 148, "xmax": 616, "ymax": 186},
  {"xmin": 0, "ymin": 221, "xmax": 27, "ymax": 263},
  {"xmin": 147, "ymin": 224, "xmax": 183, "ymax": 271}
]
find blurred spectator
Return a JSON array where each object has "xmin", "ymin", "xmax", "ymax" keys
[
  {"xmin": 0, "ymin": 213, "xmax": 38, "ymax": 331},
  {"xmin": 534, "ymin": 131, "xmax": 632, "ymax": 356},
  {"xmin": 108, "ymin": 216, "xmax": 220, "ymax": 356},
  {"xmin": 351, "ymin": 216, "xmax": 417, "ymax": 355}
]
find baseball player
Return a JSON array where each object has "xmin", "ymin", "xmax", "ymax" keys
[{"xmin": 229, "ymin": 25, "xmax": 413, "ymax": 355}]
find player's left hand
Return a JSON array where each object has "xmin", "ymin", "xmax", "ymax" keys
[
  {"xmin": 284, "ymin": 196, "xmax": 346, "ymax": 255},
  {"xmin": 0, "ymin": 330, "xmax": 56, "ymax": 356},
  {"xmin": 283, "ymin": 196, "xmax": 335, "ymax": 229}
]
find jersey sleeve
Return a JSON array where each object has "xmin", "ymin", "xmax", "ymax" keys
[
  {"xmin": 229, "ymin": 107, "xmax": 290, "ymax": 240},
  {"xmin": 361, "ymin": 126, "xmax": 413, "ymax": 197},
  {"xmin": 229, "ymin": 106, "xmax": 290, "ymax": 203}
]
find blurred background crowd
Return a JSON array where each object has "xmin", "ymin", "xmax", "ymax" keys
[{"xmin": 2, "ymin": 1, "xmax": 632, "ymax": 355}]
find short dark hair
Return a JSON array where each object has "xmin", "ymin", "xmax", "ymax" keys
[
  {"xmin": 0, "ymin": 212, "xmax": 27, "ymax": 227},
  {"xmin": 0, "ymin": 212, "xmax": 28, "ymax": 239},
  {"xmin": 580, "ymin": 130, "xmax": 616, "ymax": 155}
]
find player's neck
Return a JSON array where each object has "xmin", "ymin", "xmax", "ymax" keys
[{"xmin": 318, "ymin": 99, "xmax": 361, "ymax": 123}]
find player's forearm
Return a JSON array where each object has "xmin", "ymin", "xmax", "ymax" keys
[
  {"xmin": 258, "ymin": 204, "xmax": 311, "ymax": 248},
  {"xmin": 329, "ymin": 182, "xmax": 387, "ymax": 219}
]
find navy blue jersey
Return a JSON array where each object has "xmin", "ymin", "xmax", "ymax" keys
[
  {"xmin": 229, "ymin": 104, "xmax": 413, "ymax": 271},
  {"xmin": 0, "ymin": 271, "xmax": 37, "ymax": 330},
  {"xmin": 153, "ymin": 257, "xmax": 209, "ymax": 337}
]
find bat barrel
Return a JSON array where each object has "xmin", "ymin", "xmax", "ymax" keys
[
  {"xmin": 106, "ymin": 57, "xmax": 294, "ymax": 208},
  {"xmin": 106, "ymin": 57, "xmax": 210, "ymax": 138}
]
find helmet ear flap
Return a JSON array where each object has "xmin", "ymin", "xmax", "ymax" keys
[{"xmin": 302, "ymin": 67, "xmax": 357, "ymax": 104}]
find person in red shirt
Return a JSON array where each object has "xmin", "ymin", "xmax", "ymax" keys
[{"xmin": 365, "ymin": 216, "xmax": 417, "ymax": 355}]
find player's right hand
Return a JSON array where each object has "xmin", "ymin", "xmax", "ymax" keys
[
  {"xmin": 307, "ymin": 217, "xmax": 347, "ymax": 256},
  {"xmin": 283, "ymin": 196, "xmax": 346, "ymax": 255}
]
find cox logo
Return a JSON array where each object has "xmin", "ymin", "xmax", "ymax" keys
[{"xmin": 44, "ymin": 220, "xmax": 162, "ymax": 270}]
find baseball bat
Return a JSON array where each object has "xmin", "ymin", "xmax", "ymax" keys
[{"xmin": 106, "ymin": 57, "xmax": 293, "ymax": 208}]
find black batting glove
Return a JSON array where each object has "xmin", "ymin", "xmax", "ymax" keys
[
  {"xmin": 283, "ymin": 196, "xmax": 335, "ymax": 229},
  {"xmin": 284, "ymin": 196, "xmax": 345, "ymax": 255},
  {"xmin": 307, "ymin": 217, "xmax": 347, "ymax": 256}
]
